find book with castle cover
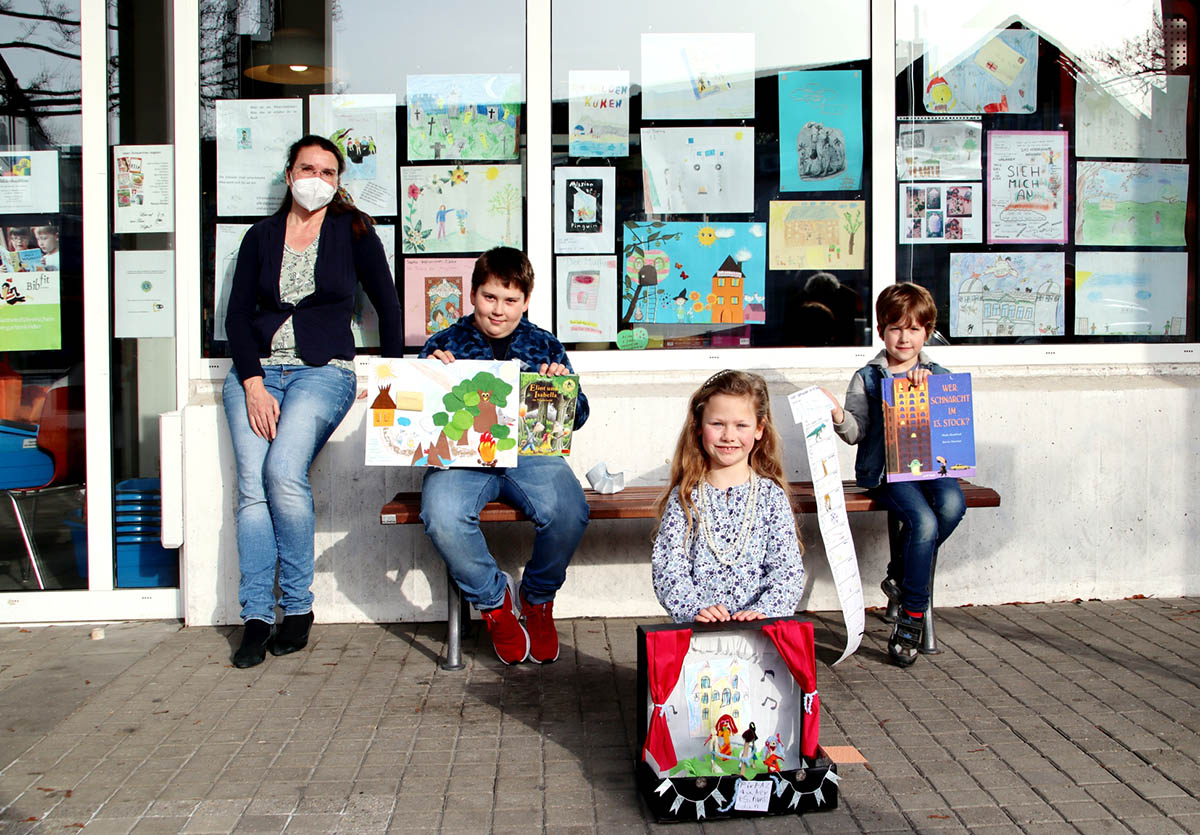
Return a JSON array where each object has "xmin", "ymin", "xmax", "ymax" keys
[
  {"xmin": 518, "ymin": 372, "xmax": 579, "ymax": 457},
  {"xmin": 882, "ymin": 372, "xmax": 975, "ymax": 482}
]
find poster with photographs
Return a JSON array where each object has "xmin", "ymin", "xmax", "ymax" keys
[
  {"xmin": 553, "ymin": 167, "xmax": 615, "ymax": 254},
  {"xmin": 113, "ymin": 145, "xmax": 174, "ymax": 233},
  {"xmin": 900, "ymin": 183, "xmax": 981, "ymax": 243},
  {"xmin": 0, "ymin": 151, "xmax": 59, "ymax": 215}
]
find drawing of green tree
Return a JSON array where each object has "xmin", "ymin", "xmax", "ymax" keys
[
  {"xmin": 842, "ymin": 208, "xmax": 864, "ymax": 255},
  {"xmin": 488, "ymin": 183, "xmax": 520, "ymax": 245}
]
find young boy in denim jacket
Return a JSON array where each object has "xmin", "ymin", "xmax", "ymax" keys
[
  {"xmin": 824, "ymin": 283, "xmax": 965, "ymax": 666},
  {"xmin": 419, "ymin": 247, "xmax": 589, "ymax": 665}
]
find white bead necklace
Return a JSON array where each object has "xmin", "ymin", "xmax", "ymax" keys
[{"xmin": 697, "ymin": 472, "xmax": 759, "ymax": 566}]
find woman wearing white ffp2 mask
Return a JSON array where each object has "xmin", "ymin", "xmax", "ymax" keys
[{"xmin": 222, "ymin": 135, "xmax": 403, "ymax": 670}]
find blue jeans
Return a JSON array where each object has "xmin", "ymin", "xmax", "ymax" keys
[
  {"xmin": 223, "ymin": 365, "xmax": 357, "ymax": 624},
  {"xmin": 420, "ymin": 456, "xmax": 589, "ymax": 609},
  {"xmin": 869, "ymin": 479, "xmax": 966, "ymax": 613}
]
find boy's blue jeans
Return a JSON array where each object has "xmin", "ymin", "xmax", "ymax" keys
[
  {"xmin": 223, "ymin": 365, "xmax": 357, "ymax": 624},
  {"xmin": 869, "ymin": 478, "xmax": 966, "ymax": 613},
  {"xmin": 420, "ymin": 456, "xmax": 589, "ymax": 609}
]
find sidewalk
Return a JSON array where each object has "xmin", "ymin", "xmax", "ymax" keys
[{"xmin": 0, "ymin": 598, "xmax": 1197, "ymax": 834}]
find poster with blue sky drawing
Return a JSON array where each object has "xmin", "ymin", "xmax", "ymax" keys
[
  {"xmin": 406, "ymin": 74, "xmax": 520, "ymax": 162},
  {"xmin": 778, "ymin": 70, "xmax": 864, "ymax": 192},
  {"xmin": 1074, "ymin": 252, "xmax": 1187, "ymax": 336},
  {"xmin": 568, "ymin": 71, "xmax": 629, "ymax": 157},
  {"xmin": 1075, "ymin": 162, "xmax": 1188, "ymax": 247},
  {"xmin": 924, "ymin": 29, "xmax": 1038, "ymax": 114},
  {"xmin": 400, "ymin": 165, "xmax": 522, "ymax": 254},
  {"xmin": 949, "ymin": 252, "xmax": 1064, "ymax": 338},
  {"xmin": 620, "ymin": 221, "xmax": 765, "ymax": 328},
  {"xmin": 641, "ymin": 127, "xmax": 754, "ymax": 214}
]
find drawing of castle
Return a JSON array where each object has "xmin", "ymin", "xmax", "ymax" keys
[
  {"xmin": 689, "ymin": 659, "xmax": 748, "ymax": 737},
  {"xmin": 956, "ymin": 274, "xmax": 1062, "ymax": 336}
]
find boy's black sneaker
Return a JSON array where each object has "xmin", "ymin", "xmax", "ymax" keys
[
  {"xmin": 880, "ymin": 577, "xmax": 902, "ymax": 623},
  {"xmin": 888, "ymin": 611, "xmax": 923, "ymax": 667}
]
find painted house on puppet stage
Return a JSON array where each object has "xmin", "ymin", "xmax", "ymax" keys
[
  {"xmin": 710, "ymin": 255, "xmax": 745, "ymax": 324},
  {"xmin": 781, "ymin": 204, "xmax": 840, "ymax": 248},
  {"xmin": 956, "ymin": 274, "xmax": 1062, "ymax": 337},
  {"xmin": 689, "ymin": 659, "xmax": 751, "ymax": 737}
]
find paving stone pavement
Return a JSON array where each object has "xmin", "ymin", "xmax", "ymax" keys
[{"xmin": 0, "ymin": 598, "xmax": 1197, "ymax": 833}]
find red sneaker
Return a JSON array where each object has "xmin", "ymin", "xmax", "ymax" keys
[
  {"xmin": 480, "ymin": 573, "xmax": 528, "ymax": 665},
  {"xmin": 521, "ymin": 592, "xmax": 559, "ymax": 664}
]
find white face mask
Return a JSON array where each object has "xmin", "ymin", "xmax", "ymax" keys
[{"xmin": 290, "ymin": 176, "xmax": 336, "ymax": 212}]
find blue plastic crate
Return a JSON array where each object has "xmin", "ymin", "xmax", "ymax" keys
[{"xmin": 115, "ymin": 540, "xmax": 179, "ymax": 588}]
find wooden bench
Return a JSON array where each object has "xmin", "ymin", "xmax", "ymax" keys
[{"xmin": 381, "ymin": 481, "xmax": 1001, "ymax": 669}]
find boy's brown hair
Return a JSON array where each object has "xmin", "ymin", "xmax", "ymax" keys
[
  {"xmin": 876, "ymin": 282, "xmax": 937, "ymax": 336},
  {"xmin": 472, "ymin": 247, "xmax": 535, "ymax": 298}
]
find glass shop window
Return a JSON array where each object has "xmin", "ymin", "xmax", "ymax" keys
[
  {"xmin": 895, "ymin": 0, "xmax": 1198, "ymax": 344},
  {"xmin": 551, "ymin": 0, "xmax": 873, "ymax": 351},
  {"xmin": 199, "ymin": 0, "xmax": 527, "ymax": 357}
]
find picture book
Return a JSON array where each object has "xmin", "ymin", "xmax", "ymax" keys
[
  {"xmin": 365, "ymin": 358, "xmax": 519, "ymax": 468},
  {"xmin": 881, "ymin": 373, "xmax": 975, "ymax": 483},
  {"xmin": 517, "ymin": 373, "xmax": 579, "ymax": 457}
]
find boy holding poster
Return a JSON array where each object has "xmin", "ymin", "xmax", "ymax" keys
[
  {"xmin": 822, "ymin": 284, "xmax": 965, "ymax": 667},
  {"xmin": 419, "ymin": 247, "xmax": 590, "ymax": 665}
]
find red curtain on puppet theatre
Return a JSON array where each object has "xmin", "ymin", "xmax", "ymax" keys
[
  {"xmin": 762, "ymin": 620, "xmax": 821, "ymax": 762},
  {"xmin": 640, "ymin": 627, "xmax": 692, "ymax": 771}
]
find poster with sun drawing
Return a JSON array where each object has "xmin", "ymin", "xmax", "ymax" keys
[
  {"xmin": 923, "ymin": 29, "xmax": 1038, "ymax": 114},
  {"xmin": 400, "ymin": 165, "xmax": 522, "ymax": 254},
  {"xmin": 621, "ymin": 221, "xmax": 765, "ymax": 328},
  {"xmin": 641, "ymin": 128, "xmax": 754, "ymax": 215},
  {"xmin": 768, "ymin": 201, "xmax": 865, "ymax": 270},
  {"xmin": 364, "ymin": 358, "xmax": 519, "ymax": 468},
  {"xmin": 637, "ymin": 620, "xmax": 838, "ymax": 822},
  {"xmin": 405, "ymin": 74, "xmax": 520, "ymax": 161}
]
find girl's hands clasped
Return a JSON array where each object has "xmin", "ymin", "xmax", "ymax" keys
[{"xmin": 695, "ymin": 605, "xmax": 766, "ymax": 623}]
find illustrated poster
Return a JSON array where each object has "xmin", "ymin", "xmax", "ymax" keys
[
  {"xmin": 949, "ymin": 252, "xmax": 1064, "ymax": 337},
  {"xmin": 215, "ymin": 99, "xmax": 302, "ymax": 217},
  {"xmin": 555, "ymin": 254, "xmax": 618, "ymax": 343},
  {"xmin": 517, "ymin": 373, "xmax": 579, "ymax": 457},
  {"xmin": 987, "ymin": 131, "xmax": 1067, "ymax": 244},
  {"xmin": 553, "ymin": 166, "xmax": 615, "ymax": 254},
  {"xmin": 212, "ymin": 223, "xmax": 252, "ymax": 342},
  {"xmin": 1075, "ymin": 251, "xmax": 1188, "ymax": 337},
  {"xmin": 788, "ymin": 386, "xmax": 863, "ymax": 664},
  {"xmin": 364, "ymin": 358, "xmax": 519, "ymax": 468},
  {"xmin": 641, "ymin": 127, "xmax": 754, "ymax": 214},
  {"xmin": 568, "ymin": 70, "xmax": 629, "ymax": 157},
  {"xmin": 882, "ymin": 374, "xmax": 976, "ymax": 483},
  {"xmin": 621, "ymin": 221, "xmax": 765, "ymax": 328},
  {"xmin": 1075, "ymin": 162, "xmax": 1188, "ymax": 247},
  {"xmin": 402, "ymin": 257, "xmax": 476, "ymax": 346},
  {"xmin": 1075, "ymin": 76, "xmax": 1188, "ymax": 160},
  {"xmin": 777, "ymin": 70, "xmax": 864, "ymax": 192},
  {"xmin": 114, "ymin": 250, "xmax": 174, "ymax": 339},
  {"xmin": 640, "ymin": 33, "xmax": 755, "ymax": 120},
  {"xmin": 309, "ymin": 94, "xmax": 398, "ymax": 216},
  {"xmin": 896, "ymin": 120, "xmax": 982, "ymax": 181},
  {"xmin": 406, "ymin": 74, "xmax": 520, "ymax": 161},
  {"xmin": 113, "ymin": 145, "xmax": 174, "ymax": 233},
  {"xmin": 767, "ymin": 200, "xmax": 866, "ymax": 270},
  {"xmin": 0, "ymin": 269, "xmax": 60, "ymax": 351},
  {"xmin": 924, "ymin": 29, "xmax": 1038, "ymax": 114},
  {"xmin": 0, "ymin": 151, "xmax": 59, "ymax": 215},
  {"xmin": 901, "ymin": 183, "xmax": 982, "ymax": 243},
  {"xmin": 400, "ymin": 164, "xmax": 522, "ymax": 254}
]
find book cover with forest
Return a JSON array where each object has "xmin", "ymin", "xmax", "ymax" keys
[
  {"xmin": 518, "ymin": 373, "xmax": 579, "ymax": 456},
  {"xmin": 882, "ymin": 372, "xmax": 976, "ymax": 482}
]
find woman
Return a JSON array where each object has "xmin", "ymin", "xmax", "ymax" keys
[{"xmin": 224, "ymin": 135, "xmax": 402, "ymax": 668}]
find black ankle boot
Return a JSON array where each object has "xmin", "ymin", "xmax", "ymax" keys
[
  {"xmin": 270, "ymin": 611, "xmax": 314, "ymax": 656},
  {"xmin": 233, "ymin": 619, "xmax": 274, "ymax": 668}
]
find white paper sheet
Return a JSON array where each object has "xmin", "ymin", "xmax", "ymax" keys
[
  {"xmin": 114, "ymin": 250, "xmax": 175, "ymax": 338},
  {"xmin": 113, "ymin": 145, "xmax": 174, "ymax": 234},
  {"xmin": 0, "ymin": 151, "xmax": 59, "ymax": 215},
  {"xmin": 641, "ymin": 33, "xmax": 755, "ymax": 120},
  {"xmin": 309, "ymin": 94, "xmax": 398, "ymax": 216},
  {"xmin": 555, "ymin": 255, "xmax": 618, "ymax": 342},
  {"xmin": 213, "ymin": 223, "xmax": 252, "ymax": 342},
  {"xmin": 788, "ymin": 386, "xmax": 864, "ymax": 664},
  {"xmin": 641, "ymin": 127, "xmax": 755, "ymax": 215},
  {"xmin": 216, "ymin": 99, "xmax": 303, "ymax": 217}
]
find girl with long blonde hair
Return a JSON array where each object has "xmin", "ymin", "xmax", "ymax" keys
[{"xmin": 652, "ymin": 370, "xmax": 805, "ymax": 623}]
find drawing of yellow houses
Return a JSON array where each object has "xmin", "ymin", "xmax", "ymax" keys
[
  {"xmin": 768, "ymin": 200, "xmax": 866, "ymax": 270},
  {"xmin": 689, "ymin": 659, "xmax": 750, "ymax": 738}
]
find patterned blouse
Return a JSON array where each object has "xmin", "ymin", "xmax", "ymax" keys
[
  {"xmin": 651, "ymin": 477, "xmax": 805, "ymax": 623},
  {"xmin": 266, "ymin": 234, "xmax": 354, "ymax": 372}
]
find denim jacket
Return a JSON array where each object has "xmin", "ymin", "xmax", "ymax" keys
[
  {"xmin": 419, "ymin": 316, "xmax": 589, "ymax": 429},
  {"xmin": 833, "ymin": 349, "xmax": 948, "ymax": 488}
]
